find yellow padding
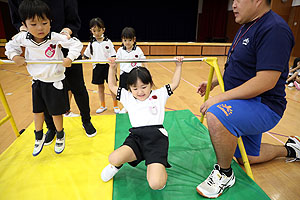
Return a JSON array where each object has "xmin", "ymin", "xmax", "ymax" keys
[{"xmin": 0, "ymin": 115, "xmax": 116, "ymax": 200}]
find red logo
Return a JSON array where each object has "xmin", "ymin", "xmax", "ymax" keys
[{"xmin": 45, "ymin": 44, "xmax": 56, "ymax": 58}]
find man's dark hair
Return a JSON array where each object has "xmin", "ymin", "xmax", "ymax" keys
[{"xmin": 18, "ymin": 0, "xmax": 51, "ymax": 24}]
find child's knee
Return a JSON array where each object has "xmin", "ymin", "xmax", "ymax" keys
[{"xmin": 148, "ymin": 176, "xmax": 166, "ymax": 190}]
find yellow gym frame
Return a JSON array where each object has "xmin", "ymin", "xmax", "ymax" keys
[
  {"xmin": 201, "ymin": 57, "xmax": 254, "ymax": 180},
  {"xmin": 0, "ymin": 57, "xmax": 254, "ymax": 180},
  {"xmin": 0, "ymin": 84, "xmax": 19, "ymax": 137}
]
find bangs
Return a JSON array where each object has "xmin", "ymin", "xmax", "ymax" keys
[{"xmin": 19, "ymin": 0, "xmax": 51, "ymax": 23}]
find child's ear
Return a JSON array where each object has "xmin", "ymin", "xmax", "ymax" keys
[
  {"xmin": 103, "ymin": 28, "xmax": 106, "ymax": 32},
  {"xmin": 134, "ymin": 37, "xmax": 136, "ymax": 42}
]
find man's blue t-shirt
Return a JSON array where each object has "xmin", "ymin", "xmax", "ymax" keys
[{"xmin": 224, "ymin": 10, "xmax": 294, "ymax": 117}]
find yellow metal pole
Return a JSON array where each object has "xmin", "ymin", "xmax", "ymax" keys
[
  {"xmin": 202, "ymin": 57, "xmax": 254, "ymax": 180},
  {"xmin": 0, "ymin": 84, "xmax": 20, "ymax": 137}
]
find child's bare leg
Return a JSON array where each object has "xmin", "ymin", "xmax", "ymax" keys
[
  {"xmin": 287, "ymin": 71, "xmax": 298, "ymax": 82},
  {"xmin": 52, "ymin": 115, "xmax": 63, "ymax": 132},
  {"xmin": 34, "ymin": 112, "xmax": 44, "ymax": 131},
  {"xmin": 147, "ymin": 163, "xmax": 167, "ymax": 190},
  {"xmin": 98, "ymin": 84, "xmax": 105, "ymax": 106},
  {"xmin": 109, "ymin": 145, "xmax": 137, "ymax": 167}
]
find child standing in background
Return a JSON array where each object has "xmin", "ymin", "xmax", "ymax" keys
[
  {"xmin": 5, "ymin": 0, "xmax": 83, "ymax": 155},
  {"xmin": 116, "ymin": 27, "xmax": 146, "ymax": 90},
  {"xmin": 101, "ymin": 57, "xmax": 183, "ymax": 190},
  {"xmin": 84, "ymin": 18, "xmax": 120, "ymax": 114}
]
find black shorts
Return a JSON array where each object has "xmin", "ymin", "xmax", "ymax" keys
[
  {"xmin": 92, "ymin": 64, "xmax": 109, "ymax": 85},
  {"xmin": 122, "ymin": 125, "xmax": 171, "ymax": 168},
  {"xmin": 32, "ymin": 80, "xmax": 69, "ymax": 115}
]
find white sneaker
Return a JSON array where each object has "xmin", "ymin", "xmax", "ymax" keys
[
  {"xmin": 285, "ymin": 136, "xmax": 300, "ymax": 162},
  {"xmin": 288, "ymin": 82, "xmax": 294, "ymax": 87},
  {"xmin": 96, "ymin": 106, "xmax": 107, "ymax": 114},
  {"xmin": 113, "ymin": 106, "xmax": 121, "ymax": 114},
  {"xmin": 101, "ymin": 164, "xmax": 120, "ymax": 182},
  {"xmin": 196, "ymin": 164, "xmax": 235, "ymax": 198},
  {"xmin": 64, "ymin": 112, "xmax": 80, "ymax": 117},
  {"xmin": 32, "ymin": 134, "xmax": 46, "ymax": 156},
  {"xmin": 55, "ymin": 133, "xmax": 65, "ymax": 154},
  {"xmin": 119, "ymin": 108, "xmax": 128, "ymax": 114}
]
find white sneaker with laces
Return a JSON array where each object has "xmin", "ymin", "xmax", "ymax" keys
[
  {"xmin": 196, "ymin": 164, "xmax": 235, "ymax": 198},
  {"xmin": 32, "ymin": 134, "xmax": 46, "ymax": 156},
  {"xmin": 285, "ymin": 136, "xmax": 300, "ymax": 162},
  {"xmin": 113, "ymin": 106, "xmax": 121, "ymax": 114},
  {"xmin": 96, "ymin": 106, "xmax": 107, "ymax": 114},
  {"xmin": 55, "ymin": 134, "xmax": 65, "ymax": 154},
  {"xmin": 64, "ymin": 112, "xmax": 80, "ymax": 117},
  {"xmin": 101, "ymin": 164, "xmax": 120, "ymax": 182}
]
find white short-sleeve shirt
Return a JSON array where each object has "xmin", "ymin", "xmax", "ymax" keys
[
  {"xmin": 116, "ymin": 45, "xmax": 146, "ymax": 74},
  {"xmin": 117, "ymin": 85, "xmax": 173, "ymax": 127},
  {"xmin": 83, "ymin": 37, "xmax": 116, "ymax": 69}
]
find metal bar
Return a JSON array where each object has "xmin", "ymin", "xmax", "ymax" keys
[{"xmin": 0, "ymin": 58, "xmax": 205, "ymax": 65}]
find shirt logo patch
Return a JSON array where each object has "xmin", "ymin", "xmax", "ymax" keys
[
  {"xmin": 45, "ymin": 44, "xmax": 56, "ymax": 58},
  {"xmin": 217, "ymin": 104, "xmax": 233, "ymax": 116},
  {"xmin": 242, "ymin": 38, "xmax": 249, "ymax": 46}
]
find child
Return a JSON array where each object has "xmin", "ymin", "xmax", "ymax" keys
[
  {"xmin": 5, "ymin": 0, "xmax": 83, "ymax": 156},
  {"xmin": 101, "ymin": 57, "xmax": 183, "ymax": 190},
  {"xmin": 287, "ymin": 57, "xmax": 300, "ymax": 87},
  {"xmin": 116, "ymin": 27, "xmax": 146, "ymax": 90},
  {"xmin": 83, "ymin": 18, "xmax": 120, "ymax": 114}
]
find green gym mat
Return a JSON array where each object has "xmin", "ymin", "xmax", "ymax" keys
[{"xmin": 113, "ymin": 109, "xmax": 270, "ymax": 200}]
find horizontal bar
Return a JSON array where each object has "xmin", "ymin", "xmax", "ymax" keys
[
  {"xmin": 0, "ymin": 58, "xmax": 205, "ymax": 65},
  {"xmin": 0, "ymin": 115, "xmax": 10, "ymax": 126}
]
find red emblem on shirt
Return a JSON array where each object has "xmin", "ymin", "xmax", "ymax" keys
[{"xmin": 45, "ymin": 44, "xmax": 56, "ymax": 58}]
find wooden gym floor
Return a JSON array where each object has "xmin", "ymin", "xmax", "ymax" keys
[{"xmin": 0, "ymin": 56, "xmax": 299, "ymax": 200}]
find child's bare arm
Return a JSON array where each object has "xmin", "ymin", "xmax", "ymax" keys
[
  {"xmin": 108, "ymin": 57, "xmax": 118, "ymax": 95},
  {"xmin": 169, "ymin": 56, "xmax": 183, "ymax": 91},
  {"xmin": 12, "ymin": 55, "xmax": 26, "ymax": 67}
]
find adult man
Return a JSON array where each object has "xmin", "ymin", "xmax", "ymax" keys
[
  {"xmin": 196, "ymin": 0, "xmax": 298, "ymax": 198},
  {"xmin": 8, "ymin": 0, "xmax": 97, "ymax": 140}
]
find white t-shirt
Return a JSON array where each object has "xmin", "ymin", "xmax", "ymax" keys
[
  {"xmin": 5, "ymin": 32, "xmax": 83, "ymax": 83},
  {"xmin": 116, "ymin": 45, "xmax": 146, "ymax": 75},
  {"xmin": 83, "ymin": 37, "xmax": 116, "ymax": 69},
  {"xmin": 117, "ymin": 85, "xmax": 173, "ymax": 127}
]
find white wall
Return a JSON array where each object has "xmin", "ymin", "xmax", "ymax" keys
[{"xmin": 292, "ymin": 0, "xmax": 300, "ymax": 6}]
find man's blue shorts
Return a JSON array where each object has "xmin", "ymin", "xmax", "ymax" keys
[{"xmin": 207, "ymin": 97, "xmax": 281, "ymax": 158}]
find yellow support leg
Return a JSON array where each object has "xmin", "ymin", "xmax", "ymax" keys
[
  {"xmin": 201, "ymin": 57, "xmax": 254, "ymax": 180},
  {"xmin": 0, "ymin": 84, "xmax": 19, "ymax": 137}
]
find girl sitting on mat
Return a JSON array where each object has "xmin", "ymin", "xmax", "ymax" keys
[
  {"xmin": 83, "ymin": 17, "xmax": 120, "ymax": 114},
  {"xmin": 101, "ymin": 56, "xmax": 183, "ymax": 190},
  {"xmin": 5, "ymin": 0, "xmax": 82, "ymax": 156}
]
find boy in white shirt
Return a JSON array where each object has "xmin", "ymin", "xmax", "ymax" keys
[{"xmin": 5, "ymin": 0, "xmax": 83, "ymax": 156}]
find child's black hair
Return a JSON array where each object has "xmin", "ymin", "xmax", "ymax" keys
[
  {"xmin": 127, "ymin": 67, "xmax": 154, "ymax": 90},
  {"xmin": 18, "ymin": 0, "xmax": 51, "ymax": 24},
  {"xmin": 121, "ymin": 27, "xmax": 136, "ymax": 39},
  {"xmin": 89, "ymin": 17, "xmax": 105, "ymax": 55}
]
